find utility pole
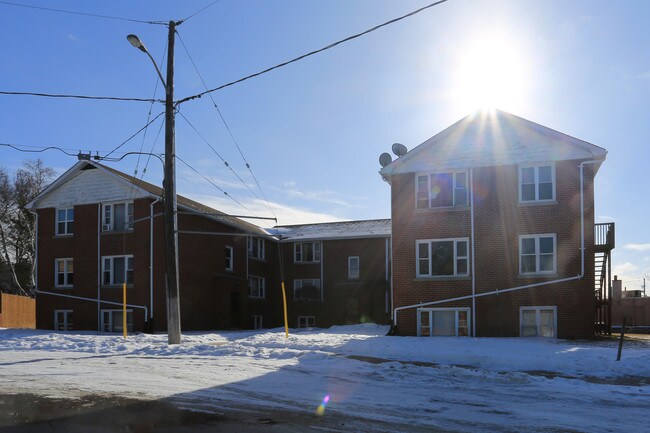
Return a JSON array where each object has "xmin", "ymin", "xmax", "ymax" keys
[
  {"xmin": 163, "ymin": 20, "xmax": 182, "ymax": 345},
  {"xmin": 127, "ymin": 22, "xmax": 181, "ymax": 345}
]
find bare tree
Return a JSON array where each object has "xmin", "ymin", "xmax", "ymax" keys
[{"xmin": 0, "ymin": 160, "xmax": 54, "ymax": 295}]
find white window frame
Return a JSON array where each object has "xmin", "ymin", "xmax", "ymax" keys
[
  {"xmin": 101, "ymin": 201, "xmax": 134, "ymax": 232},
  {"xmin": 416, "ymin": 238, "xmax": 470, "ymax": 277},
  {"xmin": 54, "ymin": 310, "xmax": 73, "ymax": 331},
  {"xmin": 55, "ymin": 208, "xmax": 74, "ymax": 236},
  {"xmin": 247, "ymin": 237, "xmax": 265, "ymax": 260},
  {"xmin": 248, "ymin": 275, "xmax": 265, "ymax": 298},
  {"xmin": 251, "ymin": 315, "xmax": 263, "ymax": 330},
  {"xmin": 54, "ymin": 258, "xmax": 74, "ymax": 287},
  {"xmin": 102, "ymin": 255, "xmax": 134, "ymax": 286},
  {"xmin": 348, "ymin": 256, "xmax": 360, "ymax": 279},
  {"xmin": 298, "ymin": 316, "xmax": 316, "ymax": 329},
  {"xmin": 519, "ymin": 234, "xmax": 556, "ymax": 275},
  {"xmin": 519, "ymin": 306, "xmax": 557, "ymax": 338},
  {"xmin": 101, "ymin": 309, "xmax": 134, "ymax": 333},
  {"xmin": 294, "ymin": 279, "xmax": 322, "ymax": 301},
  {"xmin": 416, "ymin": 170, "xmax": 469, "ymax": 209},
  {"xmin": 519, "ymin": 163, "xmax": 556, "ymax": 203},
  {"xmin": 225, "ymin": 246, "xmax": 234, "ymax": 272},
  {"xmin": 417, "ymin": 307, "xmax": 471, "ymax": 337},
  {"xmin": 294, "ymin": 241, "xmax": 321, "ymax": 263}
]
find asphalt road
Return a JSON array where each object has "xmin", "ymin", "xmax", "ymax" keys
[{"xmin": 0, "ymin": 393, "xmax": 442, "ymax": 433}]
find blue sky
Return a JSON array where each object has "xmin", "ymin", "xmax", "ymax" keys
[{"xmin": 1, "ymin": 0, "xmax": 649, "ymax": 289}]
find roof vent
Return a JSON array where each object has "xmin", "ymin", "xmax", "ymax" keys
[
  {"xmin": 379, "ymin": 152, "xmax": 392, "ymax": 167},
  {"xmin": 392, "ymin": 143, "xmax": 407, "ymax": 157}
]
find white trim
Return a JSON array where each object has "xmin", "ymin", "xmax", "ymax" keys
[
  {"xmin": 348, "ymin": 256, "xmax": 360, "ymax": 279},
  {"xmin": 519, "ymin": 306, "xmax": 557, "ymax": 338},
  {"xmin": 101, "ymin": 308, "xmax": 134, "ymax": 333},
  {"xmin": 55, "ymin": 207, "xmax": 74, "ymax": 236},
  {"xmin": 415, "ymin": 169, "xmax": 469, "ymax": 209},
  {"xmin": 293, "ymin": 279, "xmax": 322, "ymax": 301},
  {"xmin": 225, "ymin": 245, "xmax": 234, "ymax": 272},
  {"xmin": 248, "ymin": 275, "xmax": 265, "ymax": 299},
  {"xmin": 54, "ymin": 258, "xmax": 74, "ymax": 288},
  {"xmin": 416, "ymin": 307, "xmax": 471, "ymax": 337},
  {"xmin": 294, "ymin": 241, "xmax": 321, "ymax": 263},
  {"xmin": 54, "ymin": 309, "xmax": 73, "ymax": 331},
  {"xmin": 519, "ymin": 234, "xmax": 557, "ymax": 275},
  {"xmin": 101, "ymin": 201, "xmax": 134, "ymax": 232},
  {"xmin": 297, "ymin": 316, "xmax": 316, "ymax": 329},
  {"xmin": 415, "ymin": 237, "xmax": 470, "ymax": 278},
  {"xmin": 518, "ymin": 163, "xmax": 556, "ymax": 203},
  {"xmin": 101, "ymin": 255, "xmax": 134, "ymax": 286}
]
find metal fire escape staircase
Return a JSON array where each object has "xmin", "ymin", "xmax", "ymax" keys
[{"xmin": 594, "ymin": 223, "xmax": 615, "ymax": 335}]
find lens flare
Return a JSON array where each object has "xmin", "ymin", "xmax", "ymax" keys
[{"xmin": 315, "ymin": 394, "xmax": 331, "ymax": 416}]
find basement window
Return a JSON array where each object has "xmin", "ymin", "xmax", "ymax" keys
[
  {"xmin": 418, "ymin": 308, "xmax": 470, "ymax": 337},
  {"xmin": 520, "ymin": 306, "xmax": 557, "ymax": 338}
]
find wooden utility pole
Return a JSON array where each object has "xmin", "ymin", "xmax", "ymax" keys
[{"xmin": 164, "ymin": 20, "xmax": 181, "ymax": 345}]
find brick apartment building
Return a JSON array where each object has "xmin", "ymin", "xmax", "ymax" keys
[
  {"xmin": 27, "ymin": 161, "xmax": 390, "ymax": 332},
  {"xmin": 274, "ymin": 220, "xmax": 391, "ymax": 328},
  {"xmin": 379, "ymin": 110, "xmax": 613, "ymax": 339}
]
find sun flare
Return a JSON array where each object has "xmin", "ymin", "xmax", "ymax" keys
[{"xmin": 451, "ymin": 32, "xmax": 529, "ymax": 113}]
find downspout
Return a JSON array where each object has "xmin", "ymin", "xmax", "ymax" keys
[
  {"xmin": 149, "ymin": 198, "xmax": 161, "ymax": 322},
  {"xmin": 470, "ymin": 168, "xmax": 476, "ymax": 337},
  {"xmin": 29, "ymin": 210, "xmax": 38, "ymax": 294},
  {"xmin": 392, "ymin": 160, "xmax": 598, "ymax": 329},
  {"xmin": 36, "ymin": 289, "xmax": 147, "ymax": 319},
  {"xmin": 97, "ymin": 203, "xmax": 101, "ymax": 331},
  {"xmin": 320, "ymin": 241, "xmax": 324, "ymax": 302},
  {"xmin": 385, "ymin": 236, "xmax": 390, "ymax": 315}
]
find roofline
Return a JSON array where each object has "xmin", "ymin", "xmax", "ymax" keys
[
  {"xmin": 274, "ymin": 218, "xmax": 391, "ymax": 229},
  {"xmin": 278, "ymin": 234, "xmax": 391, "ymax": 243}
]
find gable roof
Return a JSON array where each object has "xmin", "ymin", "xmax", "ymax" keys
[
  {"xmin": 379, "ymin": 109, "xmax": 607, "ymax": 177},
  {"xmin": 272, "ymin": 219, "xmax": 391, "ymax": 242},
  {"xmin": 27, "ymin": 160, "xmax": 268, "ymax": 236}
]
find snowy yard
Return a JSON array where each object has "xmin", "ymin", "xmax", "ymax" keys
[{"xmin": 1, "ymin": 325, "xmax": 649, "ymax": 432}]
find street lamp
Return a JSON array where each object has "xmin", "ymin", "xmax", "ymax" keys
[{"xmin": 127, "ymin": 23, "xmax": 182, "ymax": 345}]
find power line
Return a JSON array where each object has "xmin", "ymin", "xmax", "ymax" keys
[
  {"xmin": 176, "ymin": 155, "xmax": 255, "ymax": 216},
  {"xmin": 140, "ymin": 116, "xmax": 166, "ymax": 181},
  {"xmin": 176, "ymin": 32, "xmax": 277, "ymax": 218},
  {"xmin": 0, "ymin": 142, "xmax": 77, "ymax": 157},
  {"xmin": 0, "ymin": 1, "xmax": 167, "ymax": 25},
  {"xmin": 180, "ymin": 0, "xmax": 221, "ymax": 24},
  {"xmin": 176, "ymin": 0, "xmax": 450, "ymax": 104},
  {"xmin": 103, "ymin": 111, "xmax": 165, "ymax": 159},
  {"xmin": 0, "ymin": 90, "xmax": 163, "ymax": 103}
]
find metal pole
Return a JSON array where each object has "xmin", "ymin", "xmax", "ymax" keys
[{"xmin": 164, "ymin": 20, "xmax": 181, "ymax": 345}]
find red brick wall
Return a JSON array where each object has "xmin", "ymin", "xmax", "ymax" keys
[
  {"xmin": 391, "ymin": 160, "xmax": 596, "ymax": 338},
  {"xmin": 282, "ymin": 237, "xmax": 390, "ymax": 328}
]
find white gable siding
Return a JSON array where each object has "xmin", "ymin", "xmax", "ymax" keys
[{"xmin": 36, "ymin": 169, "xmax": 149, "ymax": 209}]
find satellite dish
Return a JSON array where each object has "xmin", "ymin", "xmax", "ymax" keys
[
  {"xmin": 392, "ymin": 142, "xmax": 407, "ymax": 157},
  {"xmin": 379, "ymin": 152, "xmax": 392, "ymax": 167}
]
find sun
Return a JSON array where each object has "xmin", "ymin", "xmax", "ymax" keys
[{"xmin": 450, "ymin": 32, "xmax": 529, "ymax": 113}]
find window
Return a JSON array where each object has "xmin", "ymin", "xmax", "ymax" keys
[
  {"xmin": 298, "ymin": 316, "xmax": 316, "ymax": 329},
  {"xmin": 348, "ymin": 256, "xmax": 360, "ymax": 279},
  {"xmin": 416, "ymin": 238, "xmax": 469, "ymax": 277},
  {"xmin": 519, "ymin": 234, "xmax": 556, "ymax": 274},
  {"xmin": 248, "ymin": 275, "xmax": 265, "ymax": 298},
  {"xmin": 520, "ymin": 307, "xmax": 557, "ymax": 338},
  {"xmin": 54, "ymin": 310, "xmax": 73, "ymax": 331},
  {"xmin": 417, "ymin": 308, "xmax": 470, "ymax": 337},
  {"xmin": 294, "ymin": 242, "xmax": 321, "ymax": 263},
  {"xmin": 247, "ymin": 237, "xmax": 265, "ymax": 260},
  {"xmin": 251, "ymin": 315, "xmax": 263, "ymax": 330},
  {"xmin": 416, "ymin": 171, "xmax": 468, "ymax": 209},
  {"xmin": 101, "ymin": 309, "xmax": 133, "ymax": 333},
  {"xmin": 225, "ymin": 246, "xmax": 234, "ymax": 271},
  {"xmin": 102, "ymin": 255, "xmax": 134, "ymax": 286},
  {"xmin": 519, "ymin": 164, "xmax": 555, "ymax": 202},
  {"xmin": 294, "ymin": 279, "xmax": 322, "ymax": 301},
  {"xmin": 56, "ymin": 208, "xmax": 74, "ymax": 235},
  {"xmin": 55, "ymin": 258, "xmax": 73, "ymax": 287},
  {"xmin": 102, "ymin": 202, "xmax": 134, "ymax": 232}
]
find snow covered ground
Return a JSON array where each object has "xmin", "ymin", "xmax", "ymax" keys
[{"xmin": 1, "ymin": 324, "xmax": 649, "ymax": 432}]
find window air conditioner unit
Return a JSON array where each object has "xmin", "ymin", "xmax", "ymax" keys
[{"xmin": 102, "ymin": 224, "xmax": 111, "ymax": 232}]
